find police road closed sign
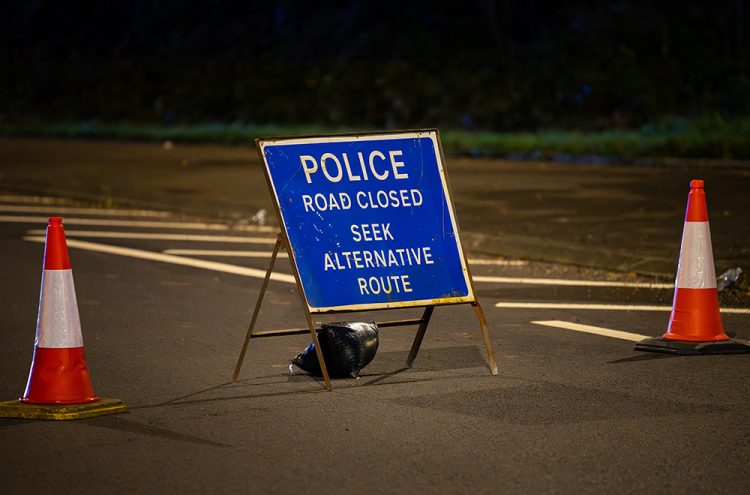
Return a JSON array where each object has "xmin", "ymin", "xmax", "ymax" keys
[{"xmin": 258, "ymin": 130, "xmax": 474, "ymax": 313}]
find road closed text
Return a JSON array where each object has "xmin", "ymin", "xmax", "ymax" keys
[{"xmin": 302, "ymin": 189, "xmax": 423, "ymax": 212}]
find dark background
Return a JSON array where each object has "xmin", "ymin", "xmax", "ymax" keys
[{"xmin": 2, "ymin": 1, "xmax": 749, "ymax": 131}]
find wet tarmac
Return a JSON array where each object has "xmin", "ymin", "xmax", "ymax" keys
[{"xmin": 1, "ymin": 137, "xmax": 748, "ymax": 279}]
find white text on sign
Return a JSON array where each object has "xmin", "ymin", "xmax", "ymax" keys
[
  {"xmin": 300, "ymin": 150, "xmax": 409, "ymax": 183},
  {"xmin": 302, "ymin": 190, "xmax": 423, "ymax": 212},
  {"xmin": 351, "ymin": 223, "xmax": 393, "ymax": 242},
  {"xmin": 294, "ymin": 145, "xmax": 436, "ymax": 298}
]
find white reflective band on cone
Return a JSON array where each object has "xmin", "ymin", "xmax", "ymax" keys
[
  {"xmin": 675, "ymin": 222, "xmax": 717, "ymax": 289},
  {"xmin": 36, "ymin": 269, "xmax": 84, "ymax": 348}
]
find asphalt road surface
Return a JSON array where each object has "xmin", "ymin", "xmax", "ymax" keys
[
  {"xmin": 1, "ymin": 196, "xmax": 749, "ymax": 494},
  {"xmin": 2, "ymin": 137, "xmax": 750, "ymax": 276}
]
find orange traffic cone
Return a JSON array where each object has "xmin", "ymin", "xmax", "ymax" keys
[
  {"xmin": 22, "ymin": 217, "xmax": 98, "ymax": 404},
  {"xmin": 635, "ymin": 180, "xmax": 750, "ymax": 354},
  {"xmin": 0, "ymin": 218, "xmax": 125, "ymax": 419}
]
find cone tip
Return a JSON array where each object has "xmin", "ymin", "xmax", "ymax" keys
[
  {"xmin": 690, "ymin": 179, "xmax": 704, "ymax": 189},
  {"xmin": 43, "ymin": 217, "xmax": 71, "ymax": 270}
]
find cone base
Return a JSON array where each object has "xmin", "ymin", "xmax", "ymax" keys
[
  {"xmin": 634, "ymin": 337, "xmax": 750, "ymax": 355},
  {"xmin": 0, "ymin": 398, "xmax": 126, "ymax": 420},
  {"xmin": 20, "ymin": 395, "xmax": 99, "ymax": 405},
  {"xmin": 22, "ymin": 347, "xmax": 98, "ymax": 404}
]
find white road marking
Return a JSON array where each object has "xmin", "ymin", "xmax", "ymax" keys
[
  {"xmin": 494, "ymin": 301, "xmax": 750, "ymax": 314},
  {"xmin": 163, "ymin": 249, "xmax": 289, "ymax": 258},
  {"xmin": 23, "ymin": 236, "xmax": 296, "ymax": 284},
  {"xmin": 159, "ymin": 250, "xmax": 521, "ymax": 268},
  {"xmin": 1, "ymin": 215, "xmax": 276, "ymax": 233},
  {"xmin": 0, "ymin": 194, "xmax": 69, "ymax": 204},
  {"xmin": 467, "ymin": 259, "xmax": 528, "ymax": 266},
  {"xmin": 531, "ymin": 320, "xmax": 650, "ymax": 342},
  {"xmin": 473, "ymin": 275, "xmax": 672, "ymax": 289},
  {"xmin": 25, "ymin": 229, "xmax": 277, "ymax": 244},
  {"xmin": 76, "ymin": 245, "xmax": 670, "ymax": 292},
  {"xmin": 0, "ymin": 205, "xmax": 172, "ymax": 218}
]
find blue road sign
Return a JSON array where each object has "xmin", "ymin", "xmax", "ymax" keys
[{"xmin": 258, "ymin": 130, "xmax": 474, "ymax": 313}]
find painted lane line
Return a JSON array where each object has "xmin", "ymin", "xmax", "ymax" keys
[
  {"xmin": 160, "ymin": 249, "xmax": 521, "ymax": 268},
  {"xmin": 143, "ymin": 250, "xmax": 672, "ymax": 289},
  {"xmin": 0, "ymin": 194, "xmax": 71, "ymax": 204},
  {"xmin": 57, "ymin": 244, "xmax": 674, "ymax": 290},
  {"xmin": 494, "ymin": 301, "xmax": 750, "ymax": 314},
  {"xmin": 163, "ymin": 249, "xmax": 289, "ymax": 258},
  {"xmin": 1, "ymin": 215, "xmax": 277, "ymax": 233},
  {"xmin": 472, "ymin": 275, "xmax": 673, "ymax": 289},
  {"xmin": 0, "ymin": 205, "xmax": 172, "ymax": 218},
  {"xmin": 530, "ymin": 320, "xmax": 650, "ymax": 342},
  {"xmin": 26, "ymin": 229, "xmax": 277, "ymax": 244},
  {"xmin": 466, "ymin": 259, "xmax": 528, "ymax": 266},
  {"xmin": 23, "ymin": 236, "xmax": 296, "ymax": 284}
]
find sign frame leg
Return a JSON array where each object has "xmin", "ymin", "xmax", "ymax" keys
[
  {"xmin": 302, "ymin": 309, "xmax": 333, "ymax": 391},
  {"xmin": 232, "ymin": 234, "xmax": 283, "ymax": 381},
  {"xmin": 231, "ymin": 232, "xmax": 333, "ymax": 390},
  {"xmin": 472, "ymin": 301, "xmax": 498, "ymax": 375},
  {"xmin": 406, "ymin": 306, "xmax": 435, "ymax": 368}
]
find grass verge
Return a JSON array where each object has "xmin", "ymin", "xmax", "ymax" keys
[{"xmin": 2, "ymin": 116, "xmax": 749, "ymax": 160}]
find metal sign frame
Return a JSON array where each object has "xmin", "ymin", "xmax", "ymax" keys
[{"xmin": 233, "ymin": 130, "xmax": 497, "ymax": 390}]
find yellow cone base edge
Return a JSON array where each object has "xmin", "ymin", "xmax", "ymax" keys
[{"xmin": 0, "ymin": 398, "xmax": 126, "ymax": 420}]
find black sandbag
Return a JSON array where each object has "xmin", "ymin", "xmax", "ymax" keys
[{"xmin": 292, "ymin": 321, "xmax": 379, "ymax": 378}]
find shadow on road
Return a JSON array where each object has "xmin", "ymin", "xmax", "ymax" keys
[
  {"xmin": 84, "ymin": 415, "xmax": 229, "ymax": 447},
  {"xmin": 126, "ymin": 347, "xmax": 493, "ymax": 410},
  {"xmin": 607, "ymin": 353, "xmax": 679, "ymax": 364}
]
